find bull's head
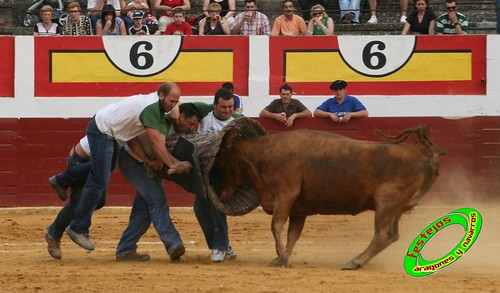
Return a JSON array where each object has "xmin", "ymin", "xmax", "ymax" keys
[
  {"xmin": 207, "ymin": 118, "xmax": 267, "ymax": 204},
  {"xmin": 209, "ymin": 130, "xmax": 247, "ymax": 202}
]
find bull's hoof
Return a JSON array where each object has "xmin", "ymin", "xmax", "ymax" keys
[
  {"xmin": 270, "ymin": 257, "xmax": 287, "ymax": 267},
  {"xmin": 342, "ymin": 261, "xmax": 361, "ymax": 270}
]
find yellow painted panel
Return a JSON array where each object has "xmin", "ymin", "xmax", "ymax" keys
[
  {"xmin": 285, "ymin": 52, "xmax": 471, "ymax": 82},
  {"xmin": 52, "ymin": 52, "xmax": 233, "ymax": 82}
]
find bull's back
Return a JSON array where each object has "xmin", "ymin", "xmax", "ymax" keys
[{"xmin": 238, "ymin": 130, "xmax": 436, "ymax": 216}]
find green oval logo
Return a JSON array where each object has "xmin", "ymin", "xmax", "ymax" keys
[{"xmin": 404, "ymin": 208, "xmax": 482, "ymax": 277}]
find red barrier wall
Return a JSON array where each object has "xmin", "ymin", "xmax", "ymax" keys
[
  {"xmin": 0, "ymin": 37, "xmax": 14, "ymax": 98},
  {"xmin": 0, "ymin": 116, "xmax": 498, "ymax": 207}
]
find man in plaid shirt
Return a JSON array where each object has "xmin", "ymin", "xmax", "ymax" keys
[{"xmin": 231, "ymin": 0, "xmax": 270, "ymax": 35}]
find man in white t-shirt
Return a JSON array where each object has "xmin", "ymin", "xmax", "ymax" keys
[
  {"xmin": 191, "ymin": 88, "xmax": 243, "ymax": 262},
  {"xmin": 65, "ymin": 82, "xmax": 191, "ymax": 254}
]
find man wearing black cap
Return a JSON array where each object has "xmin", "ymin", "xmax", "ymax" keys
[{"xmin": 313, "ymin": 80, "xmax": 368, "ymax": 123}]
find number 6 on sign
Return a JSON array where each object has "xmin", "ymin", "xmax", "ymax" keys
[
  {"xmin": 338, "ymin": 35, "xmax": 416, "ymax": 77},
  {"xmin": 102, "ymin": 36, "xmax": 183, "ymax": 77}
]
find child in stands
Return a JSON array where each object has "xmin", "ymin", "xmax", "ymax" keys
[
  {"xmin": 129, "ymin": 10, "xmax": 150, "ymax": 35},
  {"xmin": 164, "ymin": 8, "xmax": 193, "ymax": 35}
]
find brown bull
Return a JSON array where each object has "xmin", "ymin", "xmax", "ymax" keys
[{"xmin": 211, "ymin": 123, "xmax": 444, "ymax": 269}]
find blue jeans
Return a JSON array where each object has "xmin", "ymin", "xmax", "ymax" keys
[
  {"xmin": 116, "ymin": 149, "xmax": 183, "ymax": 255},
  {"xmin": 194, "ymin": 194, "xmax": 229, "ymax": 250},
  {"xmin": 69, "ymin": 117, "xmax": 116, "ymax": 235},
  {"xmin": 121, "ymin": 15, "xmax": 133, "ymax": 32},
  {"xmin": 55, "ymin": 147, "xmax": 91, "ymax": 188},
  {"xmin": 339, "ymin": 0, "xmax": 361, "ymax": 23},
  {"xmin": 90, "ymin": 15, "xmax": 99, "ymax": 35},
  {"xmin": 48, "ymin": 152, "xmax": 106, "ymax": 241}
]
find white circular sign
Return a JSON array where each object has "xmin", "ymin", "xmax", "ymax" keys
[
  {"xmin": 338, "ymin": 35, "xmax": 416, "ymax": 77},
  {"xmin": 102, "ymin": 36, "xmax": 183, "ymax": 77}
]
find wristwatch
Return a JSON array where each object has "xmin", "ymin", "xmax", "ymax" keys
[{"xmin": 453, "ymin": 22, "xmax": 459, "ymax": 27}]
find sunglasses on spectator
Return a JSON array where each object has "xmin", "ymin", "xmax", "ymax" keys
[
  {"xmin": 446, "ymin": 6, "xmax": 457, "ymax": 10},
  {"xmin": 312, "ymin": 12, "xmax": 322, "ymax": 16}
]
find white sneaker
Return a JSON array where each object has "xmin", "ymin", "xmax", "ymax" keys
[
  {"xmin": 367, "ymin": 15, "xmax": 378, "ymax": 24},
  {"xmin": 211, "ymin": 249, "xmax": 226, "ymax": 262},
  {"xmin": 211, "ymin": 247, "xmax": 237, "ymax": 262},
  {"xmin": 400, "ymin": 15, "xmax": 407, "ymax": 23}
]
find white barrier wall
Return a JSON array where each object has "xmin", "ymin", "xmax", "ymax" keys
[{"xmin": 0, "ymin": 35, "xmax": 499, "ymax": 118}]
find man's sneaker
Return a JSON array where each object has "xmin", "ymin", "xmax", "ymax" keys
[
  {"xmin": 211, "ymin": 247, "xmax": 237, "ymax": 262},
  {"xmin": 225, "ymin": 246, "xmax": 237, "ymax": 261},
  {"xmin": 367, "ymin": 15, "xmax": 378, "ymax": 24},
  {"xmin": 211, "ymin": 249, "xmax": 226, "ymax": 262},
  {"xmin": 168, "ymin": 243, "xmax": 185, "ymax": 262},
  {"xmin": 48, "ymin": 176, "xmax": 68, "ymax": 201},
  {"xmin": 116, "ymin": 252, "xmax": 150, "ymax": 262},
  {"xmin": 65, "ymin": 226, "xmax": 95, "ymax": 251},
  {"xmin": 400, "ymin": 15, "xmax": 407, "ymax": 23},
  {"xmin": 45, "ymin": 228, "xmax": 62, "ymax": 259}
]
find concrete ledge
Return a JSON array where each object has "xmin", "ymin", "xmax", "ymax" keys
[{"xmin": 0, "ymin": 26, "xmax": 30, "ymax": 35}]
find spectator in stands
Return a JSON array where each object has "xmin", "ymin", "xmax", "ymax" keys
[
  {"xmin": 314, "ymin": 80, "xmax": 368, "ymax": 123},
  {"xmin": 260, "ymin": 84, "xmax": 312, "ymax": 127},
  {"xmin": 231, "ymin": 0, "xmax": 270, "ymax": 35},
  {"xmin": 164, "ymin": 7, "xmax": 193, "ymax": 35},
  {"xmin": 402, "ymin": 0, "xmax": 436, "ymax": 35},
  {"xmin": 33, "ymin": 5, "xmax": 62, "ymax": 36},
  {"xmin": 307, "ymin": 4, "xmax": 334, "ymax": 35},
  {"xmin": 199, "ymin": 2, "xmax": 231, "ymax": 35},
  {"xmin": 297, "ymin": 0, "xmax": 328, "ymax": 22},
  {"xmin": 339, "ymin": 0, "xmax": 360, "ymax": 24},
  {"xmin": 367, "ymin": 0, "xmax": 408, "ymax": 24},
  {"xmin": 120, "ymin": 0, "xmax": 150, "ymax": 31},
  {"xmin": 221, "ymin": 82, "xmax": 243, "ymax": 113},
  {"xmin": 63, "ymin": 2, "xmax": 93, "ymax": 35},
  {"xmin": 88, "ymin": 0, "xmax": 121, "ymax": 34},
  {"xmin": 129, "ymin": 10, "xmax": 150, "ymax": 34},
  {"xmin": 436, "ymin": 0, "xmax": 468, "ymax": 35},
  {"xmin": 271, "ymin": 0, "xmax": 308, "ymax": 36},
  {"xmin": 96, "ymin": 4, "xmax": 127, "ymax": 35},
  {"xmin": 203, "ymin": 0, "xmax": 236, "ymax": 28},
  {"xmin": 153, "ymin": 0, "xmax": 191, "ymax": 33}
]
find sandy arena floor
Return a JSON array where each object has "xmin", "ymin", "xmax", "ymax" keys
[{"xmin": 0, "ymin": 202, "xmax": 498, "ymax": 292}]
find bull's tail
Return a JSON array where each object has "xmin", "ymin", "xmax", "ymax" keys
[
  {"xmin": 376, "ymin": 125, "xmax": 445, "ymax": 158},
  {"xmin": 378, "ymin": 125, "xmax": 445, "ymax": 209}
]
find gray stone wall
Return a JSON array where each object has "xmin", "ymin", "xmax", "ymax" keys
[{"xmin": 0, "ymin": 0, "xmax": 497, "ymax": 35}]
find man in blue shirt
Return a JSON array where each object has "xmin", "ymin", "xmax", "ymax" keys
[{"xmin": 314, "ymin": 80, "xmax": 368, "ymax": 123}]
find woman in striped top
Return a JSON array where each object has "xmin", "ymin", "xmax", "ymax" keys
[{"xmin": 33, "ymin": 5, "xmax": 62, "ymax": 36}]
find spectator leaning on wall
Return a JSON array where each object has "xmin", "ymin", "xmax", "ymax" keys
[{"xmin": 313, "ymin": 80, "xmax": 369, "ymax": 124}]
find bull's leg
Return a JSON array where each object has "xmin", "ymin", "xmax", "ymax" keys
[
  {"xmin": 270, "ymin": 213, "xmax": 289, "ymax": 267},
  {"xmin": 269, "ymin": 197, "xmax": 298, "ymax": 267},
  {"xmin": 387, "ymin": 212, "xmax": 403, "ymax": 244},
  {"xmin": 343, "ymin": 208, "xmax": 402, "ymax": 270},
  {"xmin": 286, "ymin": 215, "xmax": 307, "ymax": 257}
]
